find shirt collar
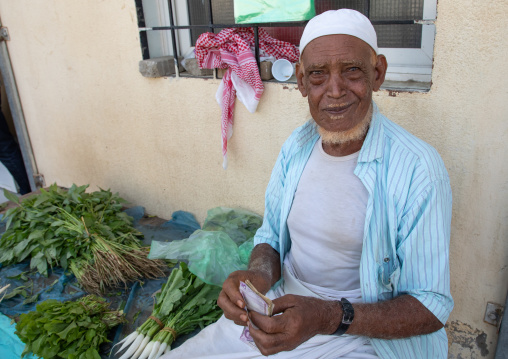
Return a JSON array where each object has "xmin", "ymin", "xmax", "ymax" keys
[
  {"xmin": 297, "ymin": 120, "xmax": 320, "ymax": 149},
  {"xmin": 357, "ymin": 102, "xmax": 385, "ymax": 163}
]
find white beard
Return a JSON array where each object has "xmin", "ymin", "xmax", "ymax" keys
[{"xmin": 317, "ymin": 104, "xmax": 373, "ymax": 146}]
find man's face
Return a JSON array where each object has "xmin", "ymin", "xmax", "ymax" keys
[{"xmin": 296, "ymin": 34, "xmax": 387, "ymax": 135}]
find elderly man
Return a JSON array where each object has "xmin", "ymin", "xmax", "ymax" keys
[{"xmin": 164, "ymin": 9, "xmax": 453, "ymax": 359}]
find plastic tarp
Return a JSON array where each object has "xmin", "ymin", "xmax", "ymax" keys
[{"xmin": 0, "ymin": 313, "xmax": 37, "ymax": 359}]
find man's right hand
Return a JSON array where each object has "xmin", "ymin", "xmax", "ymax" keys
[{"xmin": 217, "ymin": 269, "xmax": 272, "ymax": 326}]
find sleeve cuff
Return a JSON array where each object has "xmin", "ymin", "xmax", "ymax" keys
[{"xmin": 408, "ymin": 291, "xmax": 454, "ymax": 325}]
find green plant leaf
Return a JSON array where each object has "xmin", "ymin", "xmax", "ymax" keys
[
  {"xmin": 85, "ymin": 328, "xmax": 96, "ymax": 342},
  {"xmin": 3, "ymin": 189, "xmax": 19, "ymax": 204},
  {"xmin": 31, "ymin": 334, "xmax": 46, "ymax": 353},
  {"xmin": 60, "ymin": 254, "xmax": 68, "ymax": 269},
  {"xmin": 19, "ymin": 244, "xmax": 38, "ymax": 262},
  {"xmin": 0, "ymin": 248, "xmax": 14, "ymax": 263},
  {"xmin": 31, "ymin": 256, "xmax": 48, "ymax": 276},
  {"xmin": 23, "ymin": 293, "xmax": 40, "ymax": 305},
  {"xmin": 33, "ymin": 195, "xmax": 49, "ymax": 207},
  {"xmin": 40, "ymin": 342, "xmax": 60, "ymax": 358},
  {"xmin": 3, "ymin": 285, "xmax": 29, "ymax": 300},
  {"xmin": 6, "ymin": 271, "xmax": 29, "ymax": 281},
  {"xmin": 13, "ymin": 238, "xmax": 31, "ymax": 257},
  {"xmin": 57, "ymin": 321, "xmax": 78, "ymax": 339},
  {"xmin": 4, "ymin": 213, "xmax": 14, "ymax": 230},
  {"xmin": 28, "ymin": 230, "xmax": 45, "ymax": 241},
  {"xmin": 85, "ymin": 347, "xmax": 101, "ymax": 359}
]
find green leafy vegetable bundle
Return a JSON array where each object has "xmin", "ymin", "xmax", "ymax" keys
[
  {"xmin": 0, "ymin": 184, "xmax": 165, "ymax": 294},
  {"xmin": 116, "ymin": 262, "xmax": 223, "ymax": 359},
  {"xmin": 15, "ymin": 295, "xmax": 126, "ymax": 359}
]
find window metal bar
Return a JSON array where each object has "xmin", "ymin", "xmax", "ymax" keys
[
  {"xmin": 167, "ymin": 0, "xmax": 180, "ymax": 76},
  {"xmin": 364, "ymin": 0, "xmax": 371, "ymax": 18},
  {"xmin": 139, "ymin": 19, "xmax": 414, "ymax": 32},
  {"xmin": 207, "ymin": 0, "xmax": 214, "ymax": 33},
  {"xmin": 135, "ymin": 0, "xmax": 150, "ymax": 60},
  {"xmin": 254, "ymin": 26, "xmax": 260, "ymax": 69},
  {"xmin": 140, "ymin": 22, "xmax": 305, "ymax": 31},
  {"xmin": 207, "ymin": 0, "xmax": 217, "ymax": 78},
  {"xmin": 185, "ymin": 0, "xmax": 193, "ymax": 49}
]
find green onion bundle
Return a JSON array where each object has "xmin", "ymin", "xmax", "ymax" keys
[
  {"xmin": 116, "ymin": 262, "xmax": 223, "ymax": 359},
  {"xmin": 0, "ymin": 184, "xmax": 165, "ymax": 294}
]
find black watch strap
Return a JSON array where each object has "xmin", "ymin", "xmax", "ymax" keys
[{"xmin": 333, "ymin": 297, "xmax": 354, "ymax": 336}]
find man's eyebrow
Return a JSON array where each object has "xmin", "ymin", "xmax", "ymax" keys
[
  {"xmin": 339, "ymin": 60, "xmax": 365, "ymax": 66},
  {"xmin": 306, "ymin": 60, "xmax": 366, "ymax": 69},
  {"xmin": 306, "ymin": 63, "xmax": 326, "ymax": 69}
]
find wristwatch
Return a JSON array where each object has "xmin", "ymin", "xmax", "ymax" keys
[{"xmin": 333, "ymin": 298, "xmax": 354, "ymax": 336}]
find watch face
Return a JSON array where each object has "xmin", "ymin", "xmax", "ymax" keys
[
  {"xmin": 334, "ymin": 298, "xmax": 355, "ymax": 336},
  {"xmin": 341, "ymin": 298, "xmax": 355, "ymax": 324}
]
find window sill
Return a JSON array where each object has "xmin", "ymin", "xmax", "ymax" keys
[
  {"xmin": 143, "ymin": 67, "xmax": 431, "ymax": 93},
  {"xmin": 380, "ymin": 80, "xmax": 431, "ymax": 92},
  {"xmin": 261, "ymin": 78, "xmax": 431, "ymax": 93}
]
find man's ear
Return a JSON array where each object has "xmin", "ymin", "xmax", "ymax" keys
[
  {"xmin": 373, "ymin": 55, "xmax": 387, "ymax": 92},
  {"xmin": 295, "ymin": 62, "xmax": 308, "ymax": 97}
]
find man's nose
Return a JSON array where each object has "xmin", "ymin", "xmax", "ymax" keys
[{"xmin": 327, "ymin": 72, "xmax": 347, "ymax": 99}]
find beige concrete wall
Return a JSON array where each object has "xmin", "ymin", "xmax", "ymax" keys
[{"xmin": 0, "ymin": 0, "xmax": 506, "ymax": 357}]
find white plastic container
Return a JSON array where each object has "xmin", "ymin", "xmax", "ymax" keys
[{"xmin": 272, "ymin": 59, "xmax": 293, "ymax": 82}]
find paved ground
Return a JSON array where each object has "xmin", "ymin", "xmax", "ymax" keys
[{"xmin": 0, "ymin": 162, "xmax": 17, "ymax": 203}]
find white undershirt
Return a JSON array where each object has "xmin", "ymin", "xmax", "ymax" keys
[{"xmin": 287, "ymin": 137, "xmax": 368, "ymax": 291}]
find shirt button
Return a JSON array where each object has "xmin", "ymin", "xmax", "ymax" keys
[{"xmin": 384, "ymin": 257, "xmax": 390, "ymax": 262}]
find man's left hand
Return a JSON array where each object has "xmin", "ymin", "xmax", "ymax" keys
[{"xmin": 247, "ymin": 294, "xmax": 342, "ymax": 356}]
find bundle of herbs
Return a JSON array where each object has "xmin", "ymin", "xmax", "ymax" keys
[
  {"xmin": 15, "ymin": 295, "xmax": 126, "ymax": 359},
  {"xmin": 116, "ymin": 262, "xmax": 223, "ymax": 359},
  {"xmin": 0, "ymin": 184, "xmax": 165, "ymax": 294}
]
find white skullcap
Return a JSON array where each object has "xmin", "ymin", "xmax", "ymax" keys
[{"xmin": 299, "ymin": 9, "xmax": 378, "ymax": 58}]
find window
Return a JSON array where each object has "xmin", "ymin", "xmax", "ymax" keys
[{"xmin": 136, "ymin": 0, "xmax": 436, "ymax": 87}]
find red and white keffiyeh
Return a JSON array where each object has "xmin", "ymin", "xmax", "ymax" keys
[{"xmin": 195, "ymin": 28, "xmax": 299, "ymax": 169}]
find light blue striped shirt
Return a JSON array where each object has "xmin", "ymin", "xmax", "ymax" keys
[{"xmin": 254, "ymin": 103, "xmax": 453, "ymax": 358}]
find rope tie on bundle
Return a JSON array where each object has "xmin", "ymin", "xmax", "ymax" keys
[
  {"xmin": 161, "ymin": 326, "xmax": 178, "ymax": 340},
  {"xmin": 148, "ymin": 316, "xmax": 164, "ymax": 329}
]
